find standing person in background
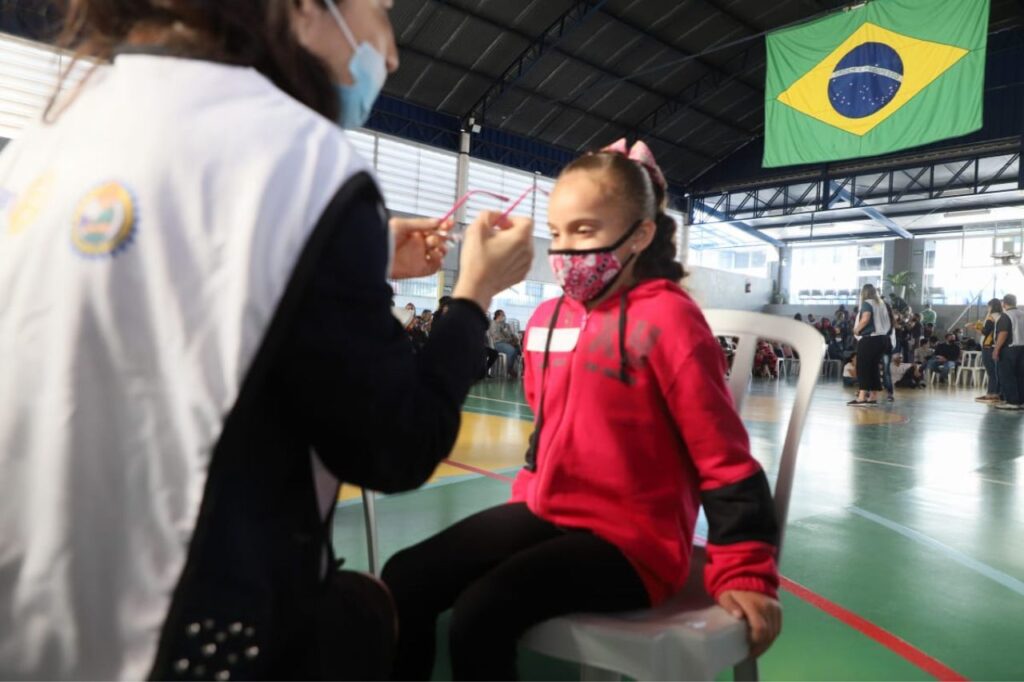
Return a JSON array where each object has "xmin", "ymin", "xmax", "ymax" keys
[
  {"xmin": 894, "ymin": 314, "xmax": 910, "ymax": 362},
  {"xmin": 921, "ymin": 303, "xmax": 938, "ymax": 328},
  {"xmin": 419, "ymin": 309, "xmax": 434, "ymax": 335},
  {"xmin": 994, "ymin": 294, "xmax": 1024, "ymax": 411},
  {"xmin": 849, "ymin": 284, "xmax": 892, "ymax": 406},
  {"xmin": 0, "ymin": 0, "xmax": 538, "ymax": 678},
  {"xmin": 976, "ymin": 299, "xmax": 1003, "ymax": 403},
  {"xmin": 437, "ymin": 295, "xmax": 453, "ymax": 318},
  {"xmin": 908, "ymin": 314, "xmax": 923, "ymax": 360},
  {"xmin": 489, "ymin": 309, "xmax": 522, "ymax": 379},
  {"xmin": 881, "ymin": 313, "xmax": 898, "ymax": 403}
]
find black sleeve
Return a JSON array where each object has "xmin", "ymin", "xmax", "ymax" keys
[
  {"xmin": 996, "ymin": 316, "xmax": 1012, "ymax": 334},
  {"xmin": 982, "ymin": 319, "xmax": 994, "ymax": 337},
  {"xmin": 272, "ymin": 178, "xmax": 487, "ymax": 493},
  {"xmin": 700, "ymin": 471, "xmax": 780, "ymax": 546}
]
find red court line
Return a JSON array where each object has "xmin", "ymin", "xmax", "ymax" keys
[
  {"xmin": 447, "ymin": 459, "xmax": 966, "ymax": 680},
  {"xmin": 779, "ymin": 576, "xmax": 967, "ymax": 681},
  {"xmin": 443, "ymin": 459, "xmax": 515, "ymax": 482}
]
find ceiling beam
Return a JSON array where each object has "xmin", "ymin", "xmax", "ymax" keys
[
  {"xmin": 631, "ymin": 32, "xmax": 767, "ymax": 141},
  {"xmin": 695, "ymin": 200, "xmax": 785, "ymax": 248},
  {"xmin": 829, "ymin": 181, "xmax": 913, "ymax": 239},
  {"xmin": 399, "ymin": 45, "xmax": 716, "ymax": 162},
  {"xmin": 463, "ymin": 0, "xmax": 609, "ymax": 125},
  {"xmin": 699, "ymin": 0, "xmax": 764, "ymax": 35},
  {"xmin": 599, "ymin": 6, "xmax": 764, "ymax": 95},
  {"xmin": 421, "ymin": 0, "xmax": 755, "ymax": 138}
]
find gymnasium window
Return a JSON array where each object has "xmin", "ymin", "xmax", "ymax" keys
[
  {"xmin": 789, "ymin": 243, "xmax": 862, "ymax": 297},
  {"xmin": 687, "ymin": 207, "xmax": 778, "ymax": 279},
  {"xmin": 922, "ymin": 228, "xmax": 1024, "ymax": 305}
]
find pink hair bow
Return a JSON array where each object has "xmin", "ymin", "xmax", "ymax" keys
[{"xmin": 600, "ymin": 138, "xmax": 667, "ymax": 192}]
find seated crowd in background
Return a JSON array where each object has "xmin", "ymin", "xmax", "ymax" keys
[
  {"xmin": 488, "ymin": 309, "xmax": 522, "ymax": 380},
  {"xmin": 402, "ymin": 299, "xmax": 523, "ymax": 380}
]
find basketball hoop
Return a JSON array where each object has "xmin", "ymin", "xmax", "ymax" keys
[{"xmin": 991, "ymin": 251, "xmax": 1022, "ymax": 266}]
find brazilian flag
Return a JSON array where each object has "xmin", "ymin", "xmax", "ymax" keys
[{"xmin": 764, "ymin": 0, "xmax": 989, "ymax": 167}]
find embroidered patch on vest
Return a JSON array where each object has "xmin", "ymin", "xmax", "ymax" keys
[
  {"xmin": 5, "ymin": 172, "xmax": 55, "ymax": 236},
  {"xmin": 71, "ymin": 181, "xmax": 137, "ymax": 257}
]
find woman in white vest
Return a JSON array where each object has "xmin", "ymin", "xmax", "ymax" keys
[
  {"xmin": 849, "ymin": 283, "xmax": 893, "ymax": 406},
  {"xmin": 0, "ymin": 0, "xmax": 534, "ymax": 679}
]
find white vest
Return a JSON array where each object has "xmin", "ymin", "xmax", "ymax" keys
[
  {"xmin": 1005, "ymin": 307, "xmax": 1024, "ymax": 347},
  {"xmin": 0, "ymin": 55, "xmax": 373, "ymax": 679}
]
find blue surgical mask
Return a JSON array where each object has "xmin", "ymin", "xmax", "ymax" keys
[{"xmin": 325, "ymin": 1, "xmax": 387, "ymax": 129}]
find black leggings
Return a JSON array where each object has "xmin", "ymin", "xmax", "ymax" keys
[
  {"xmin": 381, "ymin": 503, "xmax": 649, "ymax": 681},
  {"xmin": 856, "ymin": 335, "xmax": 889, "ymax": 391}
]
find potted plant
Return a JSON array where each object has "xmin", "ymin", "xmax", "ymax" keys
[
  {"xmin": 770, "ymin": 283, "xmax": 788, "ymax": 305},
  {"xmin": 885, "ymin": 270, "xmax": 917, "ymax": 299}
]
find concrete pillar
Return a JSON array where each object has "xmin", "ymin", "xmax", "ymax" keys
[
  {"xmin": 440, "ymin": 129, "xmax": 471, "ymax": 297},
  {"xmin": 680, "ymin": 207, "xmax": 691, "ymax": 269},
  {"xmin": 888, "ymin": 238, "xmax": 922, "ymax": 308},
  {"xmin": 778, "ymin": 246, "xmax": 793, "ymax": 303}
]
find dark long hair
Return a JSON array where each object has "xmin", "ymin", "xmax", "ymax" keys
[
  {"xmin": 560, "ymin": 151, "xmax": 685, "ymax": 282},
  {"xmin": 53, "ymin": 0, "xmax": 337, "ymax": 120}
]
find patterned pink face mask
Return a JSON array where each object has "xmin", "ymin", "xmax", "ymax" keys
[{"xmin": 548, "ymin": 220, "xmax": 640, "ymax": 302}]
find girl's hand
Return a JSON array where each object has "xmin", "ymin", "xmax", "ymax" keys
[
  {"xmin": 389, "ymin": 217, "xmax": 452, "ymax": 279},
  {"xmin": 718, "ymin": 590, "xmax": 782, "ymax": 659}
]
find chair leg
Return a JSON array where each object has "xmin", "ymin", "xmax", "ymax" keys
[
  {"xmin": 734, "ymin": 658, "xmax": 759, "ymax": 681},
  {"xmin": 580, "ymin": 664, "xmax": 621, "ymax": 681}
]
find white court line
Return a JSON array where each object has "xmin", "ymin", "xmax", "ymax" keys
[
  {"xmin": 849, "ymin": 505, "xmax": 1024, "ymax": 598},
  {"xmin": 853, "ymin": 456, "xmax": 916, "ymax": 470},
  {"xmin": 853, "ymin": 457, "xmax": 1014, "ymax": 487},
  {"xmin": 978, "ymin": 476, "xmax": 1014, "ymax": 487},
  {"xmin": 464, "ymin": 391, "xmax": 528, "ymax": 405},
  {"xmin": 461, "ymin": 405, "xmax": 528, "ymax": 419}
]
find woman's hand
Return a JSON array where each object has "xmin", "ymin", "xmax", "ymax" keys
[
  {"xmin": 389, "ymin": 217, "xmax": 452, "ymax": 280},
  {"xmin": 718, "ymin": 590, "xmax": 782, "ymax": 659},
  {"xmin": 452, "ymin": 211, "xmax": 534, "ymax": 312}
]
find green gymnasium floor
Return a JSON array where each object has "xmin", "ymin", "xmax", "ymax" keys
[{"xmin": 331, "ymin": 377, "xmax": 1024, "ymax": 680}]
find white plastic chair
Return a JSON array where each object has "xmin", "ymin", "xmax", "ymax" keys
[
  {"xmin": 821, "ymin": 359, "xmax": 841, "ymax": 378},
  {"xmin": 955, "ymin": 351, "xmax": 984, "ymax": 387},
  {"xmin": 520, "ymin": 311, "xmax": 825, "ymax": 681}
]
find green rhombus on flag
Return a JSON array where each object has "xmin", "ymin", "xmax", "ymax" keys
[{"xmin": 763, "ymin": 0, "xmax": 989, "ymax": 167}]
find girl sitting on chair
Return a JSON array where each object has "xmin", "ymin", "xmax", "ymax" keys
[{"xmin": 382, "ymin": 140, "xmax": 782, "ymax": 680}]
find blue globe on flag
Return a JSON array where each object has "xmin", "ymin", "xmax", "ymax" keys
[{"xmin": 828, "ymin": 42, "xmax": 904, "ymax": 118}]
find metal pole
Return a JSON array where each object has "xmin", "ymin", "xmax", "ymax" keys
[
  {"xmin": 361, "ymin": 489, "xmax": 381, "ymax": 576},
  {"xmin": 445, "ymin": 129, "xmax": 472, "ymax": 299}
]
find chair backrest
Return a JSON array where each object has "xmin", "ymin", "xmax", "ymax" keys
[
  {"xmin": 703, "ymin": 310, "xmax": 825, "ymax": 554},
  {"xmin": 962, "ymin": 350, "xmax": 982, "ymax": 367}
]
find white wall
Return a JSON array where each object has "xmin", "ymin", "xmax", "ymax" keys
[{"xmin": 685, "ymin": 266, "xmax": 773, "ymax": 311}]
